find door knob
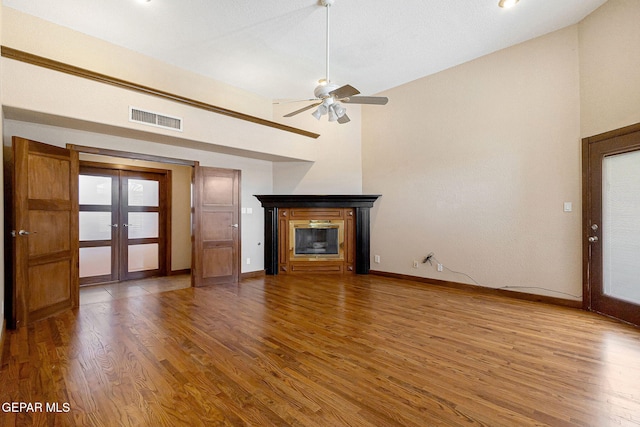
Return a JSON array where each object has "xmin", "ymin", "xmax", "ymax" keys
[
  {"xmin": 18, "ymin": 229, "xmax": 34, "ymax": 236},
  {"xmin": 588, "ymin": 236, "xmax": 598, "ymax": 243},
  {"xmin": 230, "ymin": 224, "xmax": 239, "ymax": 228}
]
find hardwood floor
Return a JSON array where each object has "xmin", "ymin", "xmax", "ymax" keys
[
  {"xmin": 1, "ymin": 274, "xmax": 639, "ymax": 426},
  {"xmin": 78, "ymin": 275, "xmax": 191, "ymax": 305}
]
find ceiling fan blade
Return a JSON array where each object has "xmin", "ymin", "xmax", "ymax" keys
[
  {"xmin": 284, "ymin": 102, "xmax": 322, "ymax": 117},
  {"xmin": 329, "ymin": 84, "xmax": 360, "ymax": 99},
  {"xmin": 343, "ymin": 96, "xmax": 389, "ymax": 105},
  {"xmin": 337, "ymin": 113, "xmax": 350, "ymax": 124}
]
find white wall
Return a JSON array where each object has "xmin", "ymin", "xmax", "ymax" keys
[
  {"xmin": 579, "ymin": 0, "xmax": 640, "ymax": 138},
  {"xmin": 363, "ymin": 26, "xmax": 583, "ymax": 300}
]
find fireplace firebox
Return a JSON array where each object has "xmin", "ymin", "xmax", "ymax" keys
[
  {"xmin": 255, "ymin": 195, "xmax": 380, "ymax": 275},
  {"xmin": 290, "ymin": 220, "xmax": 344, "ymax": 260}
]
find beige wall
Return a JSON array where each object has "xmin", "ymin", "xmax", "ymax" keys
[
  {"xmin": 362, "ymin": 0, "xmax": 640, "ymax": 300},
  {"xmin": 363, "ymin": 26, "xmax": 583, "ymax": 299},
  {"xmin": 579, "ymin": 0, "xmax": 640, "ymax": 137},
  {"xmin": 271, "ymin": 103, "xmax": 363, "ymax": 194}
]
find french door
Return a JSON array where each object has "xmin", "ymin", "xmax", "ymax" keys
[
  {"xmin": 79, "ymin": 163, "xmax": 169, "ymax": 285},
  {"xmin": 583, "ymin": 124, "xmax": 640, "ymax": 326}
]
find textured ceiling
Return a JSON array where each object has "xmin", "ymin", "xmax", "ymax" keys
[{"xmin": 5, "ymin": 0, "xmax": 607, "ymax": 101}]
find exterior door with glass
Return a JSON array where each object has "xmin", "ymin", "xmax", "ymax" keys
[
  {"xmin": 79, "ymin": 164, "xmax": 169, "ymax": 284},
  {"xmin": 584, "ymin": 124, "xmax": 640, "ymax": 326}
]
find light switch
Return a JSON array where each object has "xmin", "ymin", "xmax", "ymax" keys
[{"xmin": 563, "ymin": 202, "xmax": 572, "ymax": 212}]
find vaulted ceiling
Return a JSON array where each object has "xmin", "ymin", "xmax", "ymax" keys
[{"xmin": 4, "ymin": 0, "xmax": 607, "ymax": 101}]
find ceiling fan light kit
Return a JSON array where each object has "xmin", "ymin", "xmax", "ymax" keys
[
  {"xmin": 283, "ymin": 0, "xmax": 388, "ymax": 124},
  {"xmin": 498, "ymin": 0, "xmax": 520, "ymax": 9}
]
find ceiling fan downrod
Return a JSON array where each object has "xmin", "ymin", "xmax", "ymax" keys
[
  {"xmin": 282, "ymin": 0, "xmax": 388, "ymax": 124},
  {"xmin": 320, "ymin": 0, "xmax": 334, "ymax": 84}
]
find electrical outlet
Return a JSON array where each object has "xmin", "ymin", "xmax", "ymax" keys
[
  {"xmin": 374, "ymin": 255, "xmax": 381, "ymax": 263},
  {"xmin": 412, "ymin": 260, "xmax": 419, "ymax": 268},
  {"xmin": 437, "ymin": 263, "xmax": 443, "ymax": 272},
  {"xmin": 246, "ymin": 257, "xmax": 251, "ymax": 265}
]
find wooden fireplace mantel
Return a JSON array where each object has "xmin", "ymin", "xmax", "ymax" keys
[{"xmin": 255, "ymin": 195, "xmax": 380, "ymax": 275}]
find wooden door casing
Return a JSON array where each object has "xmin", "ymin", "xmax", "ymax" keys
[
  {"xmin": 192, "ymin": 166, "xmax": 240, "ymax": 286},
  {"xmin": 12, "ymin": 137, "xmax": 79, "ymax": 326}
]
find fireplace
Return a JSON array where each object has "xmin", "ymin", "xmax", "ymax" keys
[
  {"xmin": 255, "ymin": 195, "xmax": 380, "ymax": 274},
  {"xmin": 290, "ymin": 220, "xmax": 344, "ymax": 260}
]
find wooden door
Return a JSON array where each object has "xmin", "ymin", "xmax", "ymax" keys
[
  {"xmin": 78, "ymin": 166, "xmax": 119, "ymax": 285},
  {"xmin": 192, "ymin": 165, "xmax": 240, "ymax": 286},
  {"xmin": 12, "ymin": 137, "xmax": 79, "ymax": 326},
  {"xmin": 583, "ymin": 124, "xmax": 640, "ymax": 326},
  {"xmin": 120, "ymin": 170, "xmax": 168, "ymax": 281}
]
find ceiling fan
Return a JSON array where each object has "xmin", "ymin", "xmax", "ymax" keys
[{"xmin": 282, "ymin": 0, "xmax": 388, "ymax": 124}]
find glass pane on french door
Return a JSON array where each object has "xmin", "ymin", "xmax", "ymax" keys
[
  {"xmin": 79, "ymin": 247, "xmax": 112, "ymax": 278},
  {"xmin": 128, "ymin": 179, "xmax": 159, "ymax": 206},
  {"xmin": 79, "ymin": 175, "xmax": 111, "ymax": 205},
  {"xmin": 125, "ymin": 176, "xmax": 160, "ymax": 276},
  {"xmin": 128, "ymin": 244, "xmax": 159, "ymax": 272},
  {"xmin": 602, "ymin": 150, "xmax": 640, "ymax": 305},
  {"xmin": 127, "ymin": 212, "xmax": 159, "ymax": 239},
  {"xmin": 79, "ymin": 173, "xmax": 115, "ymax": 282},
  {"xmin": 79, "ymin": 212, "xmax": 112, "ymax": 241}
]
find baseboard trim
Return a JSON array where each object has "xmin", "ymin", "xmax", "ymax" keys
[
  {"xmin": 241, "ymin": 270, "xmax": 266, "ymax": 280},
  {"xmin": 369, "ymin": 270, "xmax": 582, "ymax": 309}
]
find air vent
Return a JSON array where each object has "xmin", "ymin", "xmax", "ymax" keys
[{"xmin": 129, "ymin": 107, "xmax": 183, "ymax": 132}]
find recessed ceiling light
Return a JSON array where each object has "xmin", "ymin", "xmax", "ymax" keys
[{"xmin": 498, "ymin": 0, "xmax": 519, "ymax": 8}]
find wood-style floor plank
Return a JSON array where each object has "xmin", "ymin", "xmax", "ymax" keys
[{"xmin": 2, "ymin": 274, "xmax": 640, "ymax": 426}]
